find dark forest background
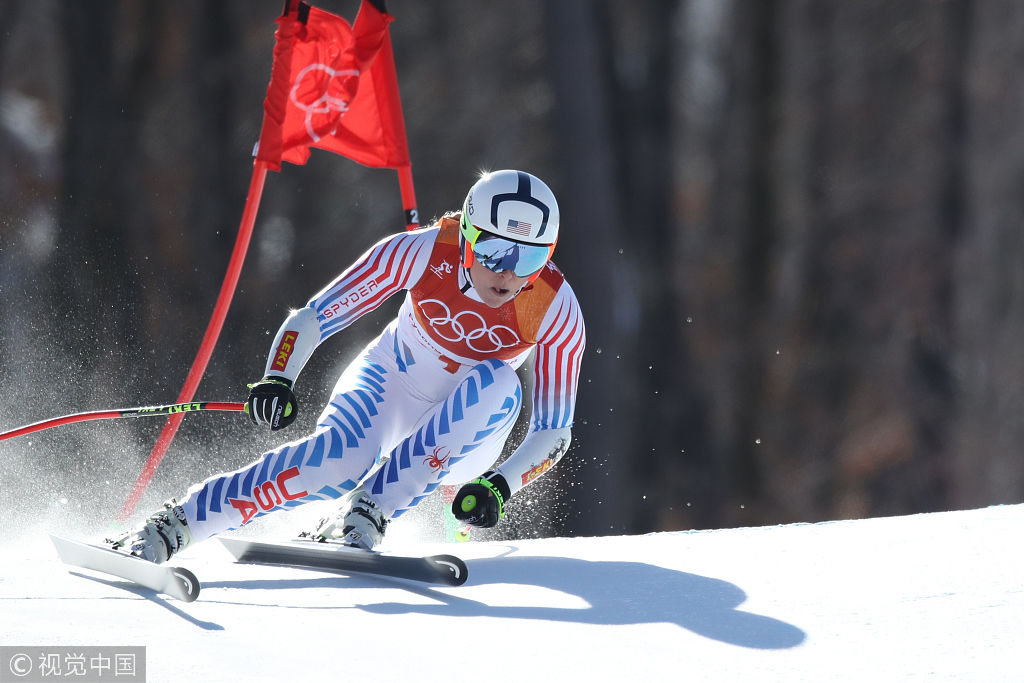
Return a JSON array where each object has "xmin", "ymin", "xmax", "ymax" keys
[{"xmin": 1, "ymin": 0, "xmax": 1022, "ymax": 539}]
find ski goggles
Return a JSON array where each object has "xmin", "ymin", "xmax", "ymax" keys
[{"xmin": 460, "ymin": 213, "xmax": 552, "ymax": 277}]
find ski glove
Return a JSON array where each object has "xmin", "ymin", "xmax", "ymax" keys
[
  {"xmin": 246, "ymin": 376, "xmax": 297, "ymax": 431},
  {"xmin": 452, "ymin": 472, "xmax": 511, "ymax": 528}
]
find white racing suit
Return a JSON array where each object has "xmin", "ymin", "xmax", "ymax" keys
[{"xmin": 181, "ymin": 218, "xmax": 585, "ymax": 542}]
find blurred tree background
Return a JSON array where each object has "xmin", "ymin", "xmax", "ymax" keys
[{"xmin": 1, "ymin": 0, "xmax": 1022, "ymax": 538}]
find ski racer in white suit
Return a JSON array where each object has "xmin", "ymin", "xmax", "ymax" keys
[{"xmin": 118, "ymin": 170, "xmax": 586, "ymax": 563}]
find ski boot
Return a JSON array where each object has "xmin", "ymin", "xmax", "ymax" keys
[
  {"xmin": 112, "ymin": 500, "xmax": 194, "ymax": 564},
  {"xmin": 311, "ymin": 487, "xmax": 388, "ymax": 550}
]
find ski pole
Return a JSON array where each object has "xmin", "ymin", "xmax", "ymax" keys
[{"xmin": 0, "ymin": 401, "xmax": 246, "ymax": 443}]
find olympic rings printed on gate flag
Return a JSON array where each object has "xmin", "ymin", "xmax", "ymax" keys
[
  {"xmin": 290, "ymin": 63, "xmax": 361, "ymax": 143},
  {"xmin": 417, "ymin": 299, "xmax": 521, "ymax": 353}
]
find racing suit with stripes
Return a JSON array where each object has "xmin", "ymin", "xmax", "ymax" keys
[{"xmin": 180, "ymin": 217, "xmax": 585, "ymax": 542}]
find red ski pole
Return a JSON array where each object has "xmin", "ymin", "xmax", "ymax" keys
[{"xmin": 0, "ymin": 401, "xmax": 246, "ymax": 443}]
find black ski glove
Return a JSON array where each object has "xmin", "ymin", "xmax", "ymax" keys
[
  {"xmin": 452, "ymin": 472, "xmax": 511, "ymax": 528},
  {"xmin": 246, "ymin": 376, "xmax": 297, "ymax": 431}
]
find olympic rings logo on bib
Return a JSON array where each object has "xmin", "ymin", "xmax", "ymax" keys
[{"xmin": 417, "ymin": 299, "xmax": 521, "ymax": 353}]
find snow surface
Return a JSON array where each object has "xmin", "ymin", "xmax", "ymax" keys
[{"xmin": 2, "ymin": 504, "xmax": 1021, "ymax": 682}]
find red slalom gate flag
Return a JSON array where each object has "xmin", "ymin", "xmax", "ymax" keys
[
  {"xmin": 117, "ymin": 0, "xmax": 419, "ymax": 524},
  {"xmin": 256, "ymin": 0, "xmax": 411, "ymax": 171}
]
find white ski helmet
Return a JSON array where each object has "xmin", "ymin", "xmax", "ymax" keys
[{"xmin": 459, "ymin": 170, "xmax": 560, "ymax": 281}]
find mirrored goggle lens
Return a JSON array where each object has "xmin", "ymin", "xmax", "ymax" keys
[{"xmin": 472, "ymin": 236, "xmax": 550, "ymax": 277}]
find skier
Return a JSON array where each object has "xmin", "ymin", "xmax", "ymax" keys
[{"xmin": 117, "ymin": 170, "xmax": 586, "ymax": 563}]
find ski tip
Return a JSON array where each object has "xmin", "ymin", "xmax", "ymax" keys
[
  {"xmin": 429, "ymin": 554, "xmax": 469, "ymax": 586},
  {"xmin": 49, "ymin": 534, "xmax": 94, "ymax": 563},
  {"xmin": 49, "ymin": 534, "xmax": 69, "ymax": 563}
]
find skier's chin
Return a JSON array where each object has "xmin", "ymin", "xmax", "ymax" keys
[{"xmin": 483, "ymin": 286, "xmax": 513, "ymax": 307}]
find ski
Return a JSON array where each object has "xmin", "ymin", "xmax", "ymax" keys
[
  {"xmin": 50, "ymin": 535, "xmax": 200, "ymax": 602},
  {"xmin": 219, "ymin": 536, "xmax": 468, "ymax": 586}
]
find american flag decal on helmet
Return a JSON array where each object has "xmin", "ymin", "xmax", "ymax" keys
[{"xmin": 506, "ymin": 218, "xmax": 532, "ymax": 236}]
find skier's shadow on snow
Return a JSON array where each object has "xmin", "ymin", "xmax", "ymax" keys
[
  {"xmin": 68, "ymin": 571, "xmax": 224, "ymax": 631},
  {"xmin": 364, "ymin": 553, "xmax": 806, "ymax": 650}
]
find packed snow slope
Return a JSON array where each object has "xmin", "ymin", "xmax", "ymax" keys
[{"xmin": 1, "ymin": 504, "xmax": 1021, "ymax": 682}]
